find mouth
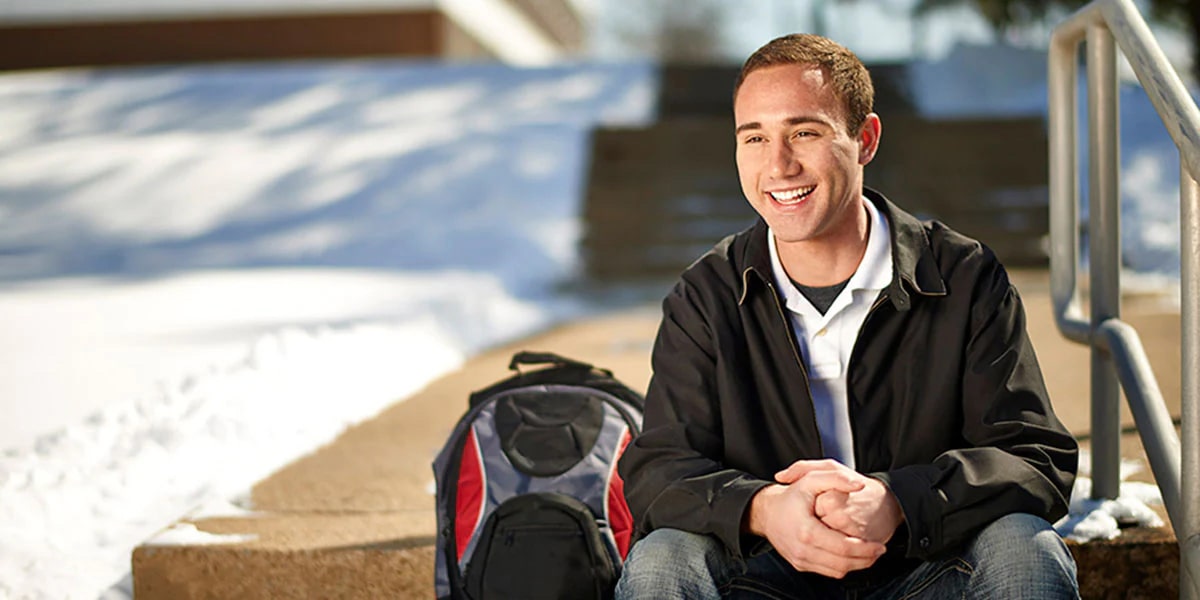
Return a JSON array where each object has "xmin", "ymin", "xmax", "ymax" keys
[{"xmin": 768, "ymin": 185, "xmax": 816, "ymax": 205}]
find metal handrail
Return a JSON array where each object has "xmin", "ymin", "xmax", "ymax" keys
[{"xmin": 1048, "ymin": 0, "xmax": 1199, "ymax": 596}]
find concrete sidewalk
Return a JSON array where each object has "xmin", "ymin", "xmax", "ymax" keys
[{"xmin": 132, "ymin": 269, "xmax": 1182, "ymax": 598}]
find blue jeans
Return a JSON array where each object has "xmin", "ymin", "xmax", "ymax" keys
[{"xmin": 615, "ymin": 513, "xmax": 1079, "ymax": 599}]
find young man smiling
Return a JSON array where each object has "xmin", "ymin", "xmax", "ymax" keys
[{"xmin": 615, "ymin": 34, "xmax": 1080, "ymax": 598}]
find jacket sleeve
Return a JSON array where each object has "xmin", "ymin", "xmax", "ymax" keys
[
  {"xmin": 873, "ymin": 258, "xmax": 1078, "ymax": 560},
  {"xmin": 617, "ymin": 279, "xmax": 771, "ymax": 559}
]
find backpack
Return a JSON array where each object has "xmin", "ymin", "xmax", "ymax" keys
[{"xmin": 432, "ymin": 351, "xmax": 645, "ymax": 600}]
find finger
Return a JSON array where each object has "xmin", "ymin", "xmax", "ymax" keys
[
  {"xmin": 782, "ymin": 541, "xmax": 883, "ymax": 578},
  {"xmin": 793, "ymin": 553, "xmax": 878, "ymax": 579},
  {"xmin": 802, "ymin": 520, "xmax": 886, "ymax": 559},
  {"xmin": 814, "ymin": 490, "xmax": 847, "ymax": 519},
  {"xmin": 818, "ymin": 512, "xmax": 863, "ymax": 539},
  {"xmin": 774, "ymin": 458, "xmax": 844, "ymax": 483},
  {"xmin": 793, "ymin": 470, "xmax": 866, "ymax": 495},
  {"xmin": 774, "ymin": 458, "xmax": 845, "ymax": 483}
]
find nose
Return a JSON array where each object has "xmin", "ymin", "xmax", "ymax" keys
[{"xmin": 768, "ymin": 139, "xmax": 800, "ymax": 179}]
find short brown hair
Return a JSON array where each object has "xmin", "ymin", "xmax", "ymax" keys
[{"xmin": 734, "ymin": 33, "xmax": 874, "ymax": 135}]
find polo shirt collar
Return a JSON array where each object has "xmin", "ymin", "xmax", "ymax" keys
[
  {"xmin": 739, "ymin": 187, "xmax": 947, "ymax": 309},
  {"xmin": 766, "ymin": 196, "xmax": 892, "ymax": 319}
]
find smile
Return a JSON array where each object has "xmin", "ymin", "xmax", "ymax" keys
[{"xmin": 768, "ymin": 185, "xmax": 815, "ymax": 205}]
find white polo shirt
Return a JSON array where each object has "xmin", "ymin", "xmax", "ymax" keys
[{"xmin": 767, "ymin": 197, "xmax": 893, "ymax": 469}]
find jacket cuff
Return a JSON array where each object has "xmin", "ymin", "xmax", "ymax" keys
[
  {"xmin": 871, "ymin": 466, "xmax": 944, "ymax": 559},
  {"xmin": 716, "ymin": 478, "xmax": 773, "ymax": 559}
]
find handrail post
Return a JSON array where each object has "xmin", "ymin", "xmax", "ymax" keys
[
  {"xmin": 1182, "ymin": 163, "xmax": 1200, "ymax": 599},
  {"xmin": 1087, "ymin": 22, "xmax": 1122, "ymax": 500},
  {"xmin": 1049, "ymin": 22, "xmax": 1092, "ymax": 344}
]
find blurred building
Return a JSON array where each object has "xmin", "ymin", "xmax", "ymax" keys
[
  {"xmin": 582, "ymin": 56, "xmax": 1052, "ymax": 282},
  {"xmin": 0, "ymin": 0, "xmax": 583, "ymax": 70}
]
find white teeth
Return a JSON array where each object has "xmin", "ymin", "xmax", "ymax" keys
[{"xmin": 769, "ymin": 186, "xmax": 815, "ymax": 204}]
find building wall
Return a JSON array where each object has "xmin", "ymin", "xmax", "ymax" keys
[
  {"xmin": 506, "ymin": 0, "xmax": 582, "ymax": 52},
  {"xmin": 440, "ymin": 16, "xmax": 495, "ymax": 62},
  {"xmin": 0, "ymin": 0, "xmax": 583, "ymax": 71},
  {"xmin": 0, "ymin": 10, "xmax": 448, "ymax": 70}
]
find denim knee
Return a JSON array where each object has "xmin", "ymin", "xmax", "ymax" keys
[
  {"xmin": 962, "ymin": 512, "xmax": 1079, "ymax": 599},
  {"xmin": 615, "ymin": 528, "xmax": 730, "ymax": 600}
]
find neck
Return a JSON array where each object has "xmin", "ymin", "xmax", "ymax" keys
[{"xmin": 777, "ymin": 199, "xmax": 870, "ymax": 287}]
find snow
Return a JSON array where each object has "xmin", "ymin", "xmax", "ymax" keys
[
  {"xmin": 0, "ymin": 59, "xmax": 655, "ymax": 599},
  {"xmin": 1054, "ymin": 450, "xmax": 1166, "ymax": 543},
  {"xmin": 142, "ymin": 524, "xmax": 257, "ymax": 547}
]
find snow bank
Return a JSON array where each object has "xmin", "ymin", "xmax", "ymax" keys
[{"xmin": 0, "ymin": 270, "xmax": 587, "ymax": 598}]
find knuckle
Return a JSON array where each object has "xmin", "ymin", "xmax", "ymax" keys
[
  {"xmin": 788, "ymin": 554, "xmax": 810, "ymax": 571},
  {"xmin": 784, "ymin": 544, "xmax": 807, "ymax": 563}
]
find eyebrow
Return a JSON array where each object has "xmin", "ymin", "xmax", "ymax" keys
[{"xmin": 734, "ymin": 115, "xmax": 830, "ymax": 136}]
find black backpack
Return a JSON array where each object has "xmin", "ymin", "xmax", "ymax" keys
[{"xmin": 433, "ymin": 351, "xmax": 644, "ymax": 600}]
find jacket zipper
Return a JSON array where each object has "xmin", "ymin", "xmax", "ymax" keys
[
  {"xmin": 846, "ymin": 291, "xmax": 890, "ymax": 468},
  {"xmin": 765, "ymin": 281, "xmax": 824, "ymax": 458}
]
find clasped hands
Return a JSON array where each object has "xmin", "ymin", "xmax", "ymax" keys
[{"xmin": 745, "ymin": 459, "xmax": 904, "ymax": 579}]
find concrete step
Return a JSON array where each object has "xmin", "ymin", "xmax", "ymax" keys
[{"xmin": 133, "ymin": 271, "xmax": 1184, "ymax": 598}]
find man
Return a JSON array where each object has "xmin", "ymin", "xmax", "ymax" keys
[{"xmin": 615, "ymin": 34, "xmax": 1079, "ymax": 599}]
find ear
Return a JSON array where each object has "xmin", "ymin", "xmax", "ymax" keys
[{"xmin": 857, "ymin": 113, "xmax": 882, "ymax": 166}]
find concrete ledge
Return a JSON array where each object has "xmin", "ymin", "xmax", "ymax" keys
[
  {"xmin": 135, "ymin": 524, "xmax": 1183, "ymax": 599},
  {"xmin": 1069, "ymin": 526, "xmax": 1179, "ymax": 599},
  {"xmin": 134, "ymin": 542, "xmax": 434, "ymax": 599}
]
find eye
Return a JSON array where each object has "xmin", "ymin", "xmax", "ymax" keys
[{"xmin": 741, "ymin": 134, "xmax": 765, "ymax": 144}]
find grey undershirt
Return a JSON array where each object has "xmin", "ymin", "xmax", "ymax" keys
[{"xmin": 791, "ymin": 278, "xmax": 851, "ymax": 315}]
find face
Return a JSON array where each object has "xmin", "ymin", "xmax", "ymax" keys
[{"xmin": 733, "ymin": 63, "xmax": 880, "ymax": 249}]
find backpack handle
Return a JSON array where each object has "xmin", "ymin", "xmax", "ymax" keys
[{"xmin": 509, "ymin": 351, "xmax": 613, "ymax": 377}]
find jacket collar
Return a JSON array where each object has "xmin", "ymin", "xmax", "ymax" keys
[{"xmin": 738, "ymin": 187, "xmax": 947, "ymax": 310}]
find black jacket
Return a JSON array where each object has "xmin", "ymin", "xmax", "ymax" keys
[{"xmin": 619, "ymin": 189, "xmax": 1077, "ymax": 577}]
